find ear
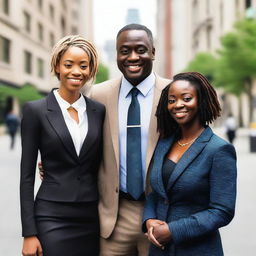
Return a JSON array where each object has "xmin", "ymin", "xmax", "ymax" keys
[
  {"xmin": 152, "ymin": 47, "xmax": 155, "ymax": 60},
  {"xmin": 55, "ymin": 64, "xmax": 60, "ymax": 74}
]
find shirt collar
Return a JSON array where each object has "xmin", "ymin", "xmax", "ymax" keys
[
  {"xmin": 121, "ymin": 73, "xmax": 155, "ymax": 98},
  {"xmin": 53, "ymin": 89, "xmax": 86, "ymax": 112}
]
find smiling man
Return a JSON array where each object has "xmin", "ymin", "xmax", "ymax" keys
[{"xmin": 90, "ymin": 24, "xmax": 171, "ymax": 256}]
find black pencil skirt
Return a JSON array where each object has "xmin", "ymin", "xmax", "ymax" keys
[{"xmin": 35, "ymin": 199, "xmax": 100, "ymax": 256}]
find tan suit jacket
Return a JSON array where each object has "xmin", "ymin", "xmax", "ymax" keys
[{"xmin": 90, "ymin": 74, "xmax": 171, "ymax": 238}]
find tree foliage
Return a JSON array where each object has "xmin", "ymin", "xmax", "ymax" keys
[
  {"xmin": 95, "ymin": 63, "xmax": 109, "ymax": 84},
  {"xmin": 184, "ymin": 52, "xmax": 218, "ymax": 83}
]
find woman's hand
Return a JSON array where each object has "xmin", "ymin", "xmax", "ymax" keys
[
  {"xmin": 152, "ymin": 221, "xmax": 172, "ymax": 244},
  {"xmin": 145, "ymin": 219, "xmax": 165, "ymax": 249},
  {"xmin": 22, "ymin": 236, "xmax": 43, "ymax": 256},
  {"xmin": 145, "ymin": 219, "xmax": 172, "ymax": 249}
]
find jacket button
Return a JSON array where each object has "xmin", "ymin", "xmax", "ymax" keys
[
  {"xmin": 116, "ymin": 187, "xmax": 119, "ymax": 193},
  {"xmin": 77, "ymin": 177, "xmax": 81, "ymax": 181}
]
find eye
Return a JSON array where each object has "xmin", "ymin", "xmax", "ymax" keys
[
  {"xmin": 80, "ymin": 65, "xmax": 88, "ymax": 70},
  {"xmin": 137, "ymin": 47, "xmax": 147, "ymax": 54},
  {"xmin": 120, "ymin": 48, "xmax": 129, "ymax": 55},
  {"xmin": 64, "ymin": 64, "xmax": 72, "ymax": 68},
  {"xmin": 183, "ymin": 97, "xmax": 192, "ymax": 102},
  {"xmin": 168, "ymin": 99, "xmax": 176, "ymax": 104}
]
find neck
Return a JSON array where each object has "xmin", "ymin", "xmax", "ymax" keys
[
  {"xmin": 179, "ymin": 122, "xmax": 204, "ymax": 141},
  {"xmin": 58, "ymin": 87, "xmax": 80, "ymax": 104}
]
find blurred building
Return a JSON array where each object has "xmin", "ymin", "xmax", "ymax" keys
[
  {"xmin": 156, "ymin": 0, "xmax": 256, "ymax": 126},
  {"xmin": 0, "ymin": 0, "xmax": 93, "ymax": 93}
]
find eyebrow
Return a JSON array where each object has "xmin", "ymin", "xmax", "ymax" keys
[{"xmin": 64, "ymin": 60, "xmax": 89, "ymax": 63}]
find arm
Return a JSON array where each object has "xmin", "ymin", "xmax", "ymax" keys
[
  {"xmin": 169, "ymin": 144, "xmax": 237, "ymax": 244},
  {"xmin": 20, "ymin": 103, "xmax": 41, "ymax": 237}
]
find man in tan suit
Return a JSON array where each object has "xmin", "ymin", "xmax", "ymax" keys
[{"xmin": 90, "ymin": 24, "xmax": 171, "ymax": 256}]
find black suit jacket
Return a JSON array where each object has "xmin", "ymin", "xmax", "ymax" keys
[{"xmin": 20, "ymin": 91, "xmax": 105, "ymax": 237}]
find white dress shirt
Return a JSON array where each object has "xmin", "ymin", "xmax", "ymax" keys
[
  {"xmin": 53, "ymin": 89, "xmax": 88, "ymax": 156},
  {"xmin": 118, "ymin": 73, "xmax": 155, "ymax": 192}
]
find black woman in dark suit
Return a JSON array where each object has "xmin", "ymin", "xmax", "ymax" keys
[{"xmin": 20, "ymin": 35, "xmax": 105, "ymax": 256}]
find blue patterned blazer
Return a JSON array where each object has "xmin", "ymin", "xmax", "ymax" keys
[{"xmin": 143, "ymin": 126, "xmax": 237, "ymax": 256}]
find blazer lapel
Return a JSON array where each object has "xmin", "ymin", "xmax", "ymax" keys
[
  {"xmin": 106, "ymin": 80, "xmax": 121, "ymax": 170},
  {"xmin": 46, "ymin": 91, "xmax": 78, "ymax": 160},
  {"xmin": 167, "ymin": 127, "xmax": 213, "ymax": 190},
  {"xmin": 78, "ymin": 97, "xmax": 97, "ymax": 160},
  {"xmin": 150, "ymin": 136, "xmax": 175, "ymax": 199}
]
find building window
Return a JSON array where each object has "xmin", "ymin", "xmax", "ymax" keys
[
  {"xmin": 38, "ymin": 0, "xmax": 43, "ymax": 11},
  {"xmin": 0, "ymin": 35, "xmax": 10, "ymax": 63},
  {"xmin": 49, "ymin": 32, "xmax": 55, "ymax": 47},
  {"xmin": 246, "ymin": 0, "xmax": 251, "ymax": 8},
  {"xmin": 49, "ymin": 4, "xmax": 54, "ymax": 22},
  {"xmin": 24, "ymin": 50, "xmax": 32, "ymax": 74},
  {"xmin": 24, "ymin": 11, "xmax": 31, "ymax": 33},
  {"xmin": 220, "ymin": 1, "xmax": 223, "ymax": 31},
  {"xmin": 61, "ymin": 0, "xmax": 66, "ymax": 10},
  {"xmin": 38, "ymin": 22, "xmax": 44, "ymax": 42},
  {"xmin": 192, "ymin": 0, "xmax": 199, "ymax": 27},
  {"xmin": 206, "ymin": 0, "xmax": 210, "ymax": 14},
  {"xmin": 37, "ymin": 58, "xmax": 44, "ymax": 78},
  {"xmin": 206, "ymin": 25, "xmax": 212, "ymax": 51},
  {"xmin": 61, "ymin": 16, "xmax": 66, "ymax": 36},
  {"xmin": 71, "ymin": 26, "xmax": 78, "ymax": 35},
  {"xmin": 1, "ymin": 0, "xmax": 9, "ymax": 15}
]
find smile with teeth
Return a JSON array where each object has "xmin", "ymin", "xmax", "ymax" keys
[
  {"xmin": 127, "ymin": 65, "xmax": 141, "ymax": 72},
  {"xmin": 174, "ymin": 111, "xmax": 188, "ymax": 118}
]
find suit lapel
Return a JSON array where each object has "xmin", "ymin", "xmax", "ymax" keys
[
  {"xmin": 46, "ymin": 91, "xmax": 78, "ymax": 160},
  {"xmin": 151, "ymin": 136, "xmax": 175, "ymax": 199},
  {"xmin": 107, "ymin": 80, "xmax": 121, "ymax": 169},
  {"xmin": 78, "ymin": 97, "xmax": 97, "ymax": 160},
  {"xmin": 167, "ymin": 127, "xmax": 213, "ymax": 190},
  {"xmin": 146, "ymin": 75, "xmax": 171, "ymax": 171}
]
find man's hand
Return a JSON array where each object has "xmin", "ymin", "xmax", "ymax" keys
[{"xmin": 38, "ymin": 162, "xmax": 44, "ymax": 180}]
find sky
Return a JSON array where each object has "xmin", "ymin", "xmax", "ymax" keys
[{"xmin": 93, "ymin": 0, "xmax": 157, "ymax": 47}]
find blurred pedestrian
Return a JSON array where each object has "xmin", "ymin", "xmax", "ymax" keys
[
  {"xmin": 5, "ymin": 110, "xmax": 19, "ymax": 149},
  {"xmin": 225, "ymin": 113, "xmax": 237, "ymax": 144},
  {"xmin": 143, "ymin": 72, "xmax": 237, "ymax": 256},
  {"xmin": 20, "ymin": 35, "xmax": 105, "ymax": 256}
]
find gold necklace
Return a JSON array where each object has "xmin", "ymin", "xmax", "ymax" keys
[{"xmin": 177, "ymin": 138, "xmax": 196, "ymax": 147}]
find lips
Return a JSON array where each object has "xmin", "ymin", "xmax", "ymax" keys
[
  {"xmin": 68, "ymin": 78, "xmax": 83, "ymax": 85},
  {"xmin": 173, "ymin": 111, "xmax": 188, "ymax": 118},
  {"xmin": 126, "ymin": 65, "xmax": 142, "ymax": 73}
]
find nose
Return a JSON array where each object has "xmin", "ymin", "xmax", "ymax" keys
[
  {"xmin": 175, "ymin": 99, "xmax": 184, "ymax": 108},
  {"xmin": 128, "ymin": 50, "xmax": 139, "ymax": 61},
  {"xmin": 71, "ymin": 66, "xmax": 82, "ymax": 76}
]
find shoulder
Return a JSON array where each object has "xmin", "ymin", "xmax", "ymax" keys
[
  {"xmin": 23, "ymin": 98, "xmax": 46, "ymax": 113},
  {"xmin": 154, "ymin": 73, "xmax": 172, "ymax": 90},
  {"xmin": 91, "ymin": 78, "xmax": 122, "ymax": 95},
  {"xmin": 206, "ymin": 130, "xmax": 236, "ymax": 157},
  {"xmin": 85, "ymin": 96, "xmax": 105, "ymax": 112}
]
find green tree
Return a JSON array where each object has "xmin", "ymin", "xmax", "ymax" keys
[
  {"xmin": 215, "ymin": 18, "xmax": 256, "ymax": 122},
  {"xmin": 95, "ymin": 63, "xmax": 109, "ymax": 84},
  {"xmin": 185, "ymin": 52, "xmax": 218, "ymax": 82}
]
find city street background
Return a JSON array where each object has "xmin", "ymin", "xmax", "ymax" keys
[{"xmin": 0, "ymin": 127, "xmax": 255, "ymax": 255}]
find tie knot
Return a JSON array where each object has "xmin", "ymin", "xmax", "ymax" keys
[{"xmin": 130, "ymin": 87, "xmax": 139, "ymax": 97}]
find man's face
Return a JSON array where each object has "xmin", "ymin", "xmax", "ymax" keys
[{"xmin": 116, "ymin": 30, "xmax": 155, "ymax": 86}]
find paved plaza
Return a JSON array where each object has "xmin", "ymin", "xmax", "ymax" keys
[{"xmin": 0, "ymin": 128, "xmax": 255, "ymax": 255}]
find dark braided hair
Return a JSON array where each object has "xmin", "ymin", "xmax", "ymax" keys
[{"xmin": 156, "ymin": 72, "xmax": 221, "ymax": 138}]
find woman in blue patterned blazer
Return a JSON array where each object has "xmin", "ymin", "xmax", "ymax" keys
[{"xmin": 143, "ymin": 72, "xmax": 237, "ymax": 256}]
